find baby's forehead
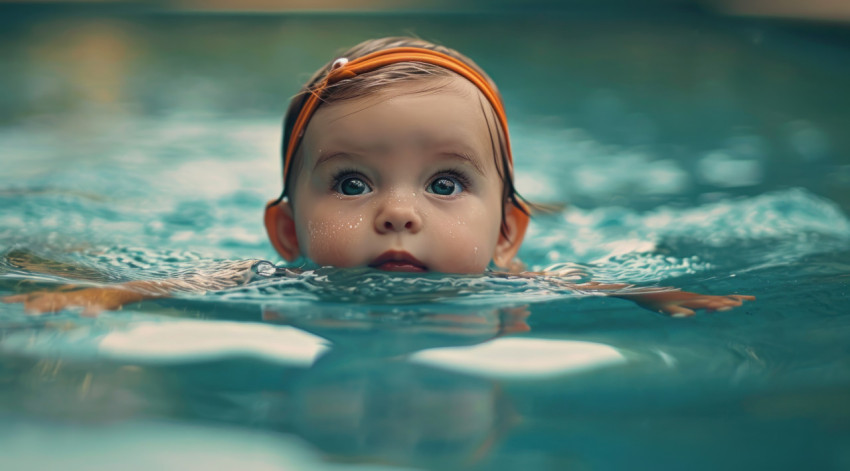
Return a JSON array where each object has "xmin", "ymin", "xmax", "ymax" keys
[
  {"xmin": 324, "ymin": 92, "xmax": 491, "ymax": 151},
  {"xmin": 333, "ymin": 74, "xmax": 483, "ymax": 109},
  {"xmin": 312, "ymin": 75, "xmax": 495, "ymax": 136},
  {"xmin": 287, "ymin": 74, "xmax": 505, "ymax": 180},
  {"xmin": 387, "ymin": 74, "xmax": 480, "ymax": 95}
]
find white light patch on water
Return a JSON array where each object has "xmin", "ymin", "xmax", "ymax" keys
[
  {"xmin": 573, "ymin": 153, "xmax": 689, "ymax": 196},
  {"xmin": 640, "ymin": 158, "xmax": 689, "ymax": 194},
  {"xmin": 787, "ymin": 120, "xmax": 830, "ymax": 162},
  {"xmin": 164, "ymin": 159, "xmax": 243, "ymax": 198},
  {"xmin": 510, "ymin": 122, "xmax": 689, "ymax": 200},
  {"xmin": 697, "ymin": 151, "xmax": 762, "ymax": 187},
  {"xmin": 410, "ymin": 337, "xmax": 626, "ymax": 379},
  {"xmin": 116, "ymin": 115, "xmax": 279, "ymax": 201},
  {"xmin": 1, "ymin": 320, "xmax": 331, "ymax": 366},
  {"xmin": 211, "ymin": 225, "xmax": 265, "ymax": 246},
  {"xmin": 514, "ymin": 171, "xmax": 558, "ymax": 201},
  {"xmin": 98, "ymin": 321, "xmax": 330, "ymax": 365},
  {"xmin": 0, "ymin": 420, "xmax": 415, "ymax": 471}
]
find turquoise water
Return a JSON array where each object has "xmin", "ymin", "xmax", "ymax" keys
[{"xmin": 2, "ymin": 8, "xmax": 850, "ymax": 470}]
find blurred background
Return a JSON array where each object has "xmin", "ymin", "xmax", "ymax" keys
[{"xmin": 1, "ymin": 0, "xmax": 848, "ymax": 214}]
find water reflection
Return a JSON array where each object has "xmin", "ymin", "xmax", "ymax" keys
[
  {"xmin": 2, "ymin": 268, "xmax": 850, "ymax": 469},
  {"xmin": 0, "ymin": 302, "xmax": 630, "ymax": 468}
]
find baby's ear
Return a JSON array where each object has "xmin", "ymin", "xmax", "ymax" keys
[
  {"xmin": 492, "ymin": 203, "xmax": 529, "ymax": 272},
  {"xmin": 264, "ymin": 199, "xmax": 301, "ymax": 262}
]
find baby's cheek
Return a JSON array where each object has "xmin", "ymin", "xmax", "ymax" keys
[
  {"xmin": 442, "ymin": 244, "xmax": 488, "ymax": 273},
  {"xmin": 434, "ymin": 215, "xmax": 500, "ymax": 273},
  {"xmin": 460, "ymin": 234, "xmax": 494, "ymax": 271},
  {"xmin": 300, "ymin": 213, "xmax": 367, "ymax": 267}
]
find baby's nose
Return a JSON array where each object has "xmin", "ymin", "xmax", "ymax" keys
[{"xmin": 375, "ymin": 193, "xmax": 422, "ymax": 234}]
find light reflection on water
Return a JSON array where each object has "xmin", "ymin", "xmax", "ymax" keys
[{"xmin": 2, "ymin": 9, "xmax": 850, "ymax": 471}]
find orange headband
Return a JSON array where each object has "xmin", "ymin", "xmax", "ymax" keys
[{"xmin": 283, "ymin": 47, "xmax": 515, "ymax": 181}]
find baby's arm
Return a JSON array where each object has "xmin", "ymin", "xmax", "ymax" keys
[
  {"xmin": 534, "ymin": 276, "xmax": 754, "ymax": 317},
  {"xmin": 2, "ymin": 260, "xmax": 260, "ymax": 315},
  {"xmin": 613, "ymin": 289, "xmax": 755, "ymax": 317}
]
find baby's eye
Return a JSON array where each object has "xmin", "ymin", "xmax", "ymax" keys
[
  {"xmin": 427, "ymin": 176, "xmax": 463, "ymax": 196},
  {"xmin": 335, "ymin": 176, "xmax": 372, "ymax": 196}
]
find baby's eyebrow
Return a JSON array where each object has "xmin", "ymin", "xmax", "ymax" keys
[
  {"xmin": 314, "ymin": 148, "xmax": 488, "ymax": 176},
  {"xmin": 314, "ymin": 152, "xmax": 353, "ymax": 170},
  {"xmin": 440, "ymin": 151, "xmax": 487, "ymax": 176}
]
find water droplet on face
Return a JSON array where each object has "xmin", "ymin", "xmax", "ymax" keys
[
  {"xmin": 343, "ymin": 215, "xmax": 363, "ymax": 231},
  {"xmin": 308, "ymin": 220, "xmax": 332, "ymax": 238}
]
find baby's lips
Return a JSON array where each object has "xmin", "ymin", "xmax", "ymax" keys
[{"xmin": 369, "ymin": 250, "xmax": 428, "ymax": 272}]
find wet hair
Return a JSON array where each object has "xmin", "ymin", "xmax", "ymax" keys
[{"xmin": 278, "ymin": 37, "xmax": 528, "ymax": 233}]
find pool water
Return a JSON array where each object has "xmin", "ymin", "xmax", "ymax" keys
[{"xmin": 2, "ymin": 7, "xmax": 850, "ymax": 470}]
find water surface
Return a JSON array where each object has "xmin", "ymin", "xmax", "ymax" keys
[{"xmin": 1, "ymin": 8, "xmax": 849, "ymax": 471}]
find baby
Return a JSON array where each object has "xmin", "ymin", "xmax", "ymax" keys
[{"xmin": 3, "ymin": 37, "xmax": 753, "ymax": 316}]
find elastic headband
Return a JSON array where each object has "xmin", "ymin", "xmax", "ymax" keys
[{"xmin": 282, "ymin": 47, "xmax": 515, "ymax": 184}]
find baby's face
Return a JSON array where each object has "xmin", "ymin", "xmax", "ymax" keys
[{"xmin": 282, "ymin": 77, "xmax": 518, "ymax": 274}]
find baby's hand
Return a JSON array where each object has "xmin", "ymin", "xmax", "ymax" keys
[
  {"xmin": 625, "ymin": 290, "xmax": 755, "ymax": 317},
  {"xmin": 2, "ymin": 286, "xmax": 145, "ymax": 316}
]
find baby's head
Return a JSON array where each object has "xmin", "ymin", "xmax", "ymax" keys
[{"xmin": 265, "ymin": 37, "xmax": 529, "ymax": 274}]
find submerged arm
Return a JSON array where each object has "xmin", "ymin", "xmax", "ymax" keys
[
  {"xmin": 613, "ymin": 289, "xmax": 755, "ymax": 317},
  {"xmin": 528, "ymin": 273, "xmax": 755, "ymax": 317},
  {"xmin": 2, "ymin": 259, "xmax": 261, "ymax": 315}
]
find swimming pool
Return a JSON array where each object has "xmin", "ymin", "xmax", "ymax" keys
[{"xmin": 1, "ymin": 6, "xmax": 849, "ymax": 470}]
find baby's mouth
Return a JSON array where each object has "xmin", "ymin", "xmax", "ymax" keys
[{"xmin": 369, "ymin": 251, "xmax": 428, "ymax": 272}]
